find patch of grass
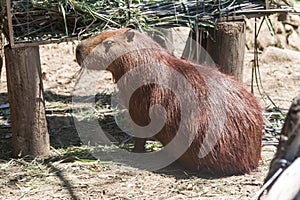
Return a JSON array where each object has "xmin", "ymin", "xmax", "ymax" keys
[
  {"xmin": 145, "ymin": 140, "xmax": 163, "ymax": 151},
  {"xmin": 264, "ymin": 109, "xmax": 287, "ymax": 135},
  {"xmin": 119, "ymin": 140, "xmax": 163, "ymax": 152},
  {"xmin": 119, "ymin": 143, "xmax": 135, "ymax": 151}
]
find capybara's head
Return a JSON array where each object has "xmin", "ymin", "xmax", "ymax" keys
[{"xmin": 76, "ymin": 28, "xmax": 163, "ymax": 70}]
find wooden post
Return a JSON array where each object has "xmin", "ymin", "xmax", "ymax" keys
[
  {"xmin": 182, "ymin": 21, "xmax": 246, "ymax": 81},
  {"xmin": 5, "ymin": 46, "xmax": 50, "ymax": 157},
  {"xmin": 206, "ymin": 21, "xmax": 246, "ymax": 81}
]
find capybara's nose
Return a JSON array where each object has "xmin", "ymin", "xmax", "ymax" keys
[{"xmin": 75, "ymin": 45, "xmax": 83, "ymax": 66}]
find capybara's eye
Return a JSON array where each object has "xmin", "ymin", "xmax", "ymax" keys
[
  {"xmin": 103, "ymin": 40, "xmax": 114, "ymax": 48},
  {"xmin": 126, "ymin": 24, "xmax": 136, "ymax": 29},
  {"xmin": 103, "ymin": 40, "xmax": 115, "ymax": 53}
]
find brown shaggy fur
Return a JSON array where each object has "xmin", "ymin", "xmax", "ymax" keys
[{"xmin": 76, "ymin": 28, "xmax": 263, "ymax": 175}]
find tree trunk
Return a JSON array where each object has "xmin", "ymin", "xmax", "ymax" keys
[
  {"xmin": 206, "ymin": 21, "xmax": 246, "ymax": 81},
  {"xmin": 4, "ymin": 45, "xmax": 50, "ymax": 157}
]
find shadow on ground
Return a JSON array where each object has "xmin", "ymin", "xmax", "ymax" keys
[{"xmin": 0, "ymin": 90, "xmax": 226, "ymax": 181}]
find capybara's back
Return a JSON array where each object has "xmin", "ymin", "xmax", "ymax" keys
[{"xmin": 76, "ymin": 28, "xmax": 263, "ymax": 175}]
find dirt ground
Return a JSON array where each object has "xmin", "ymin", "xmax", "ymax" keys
[{"xmin": 0, "ymin": 26, "xmax": 299, "ymax": 200}]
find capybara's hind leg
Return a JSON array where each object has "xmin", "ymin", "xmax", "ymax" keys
[{"xmin": 133, "ymin": 138, "xmax": 146, "ymax": 153}]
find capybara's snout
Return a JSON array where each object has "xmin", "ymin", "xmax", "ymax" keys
[{"xmin": 75, "ymin": 44, "xmax": 85, "ymax": 66}]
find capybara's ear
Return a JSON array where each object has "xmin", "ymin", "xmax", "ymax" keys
[
  {"xmin": 126, "ymin": 24, "xmax": 136, "ymax": 29},
  {"xmin": 125, "ymin": 29, "xmax": 135, "ymax": 42}
]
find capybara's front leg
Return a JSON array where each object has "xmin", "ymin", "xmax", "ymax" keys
[{"xmin": 133, "ymin": 137, "xmax": 146, "ymax": 153}]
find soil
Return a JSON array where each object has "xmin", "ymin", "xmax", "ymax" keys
[{"xmin": 0, "ymin": 26, "xmax": 299, "ymax": 200}]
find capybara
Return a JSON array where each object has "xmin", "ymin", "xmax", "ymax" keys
[{"xmin": 76, "ymin": 28, "xmax": 263, "ymax": 175}]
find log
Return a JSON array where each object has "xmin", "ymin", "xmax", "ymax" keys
[
  {"xmin": 206, "ymin": 21, "xmax": 246, "ymax": 81},
  {"xmin": 4, "ymin": 45, "xmax": 50, "ymax": 157}
]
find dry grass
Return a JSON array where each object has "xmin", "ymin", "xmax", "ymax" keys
[{"xmin": 0, "ymin": 0, "xmax": 292, "ymax": 44}]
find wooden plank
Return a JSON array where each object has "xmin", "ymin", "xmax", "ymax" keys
[
  {"xmin": 233, "ymin": 8, "xmax": 294, "ymax": 15},
  {"xmin": 4, "ymin": 45, "xmax": 50, "ymax": 157},
  {"xmin": 217, "ymin": 15, "xmax": 246, "ymax": 22},
  {"xmin": 9, "ymin": 36, "xmax": 78, "ymax": 48}
]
